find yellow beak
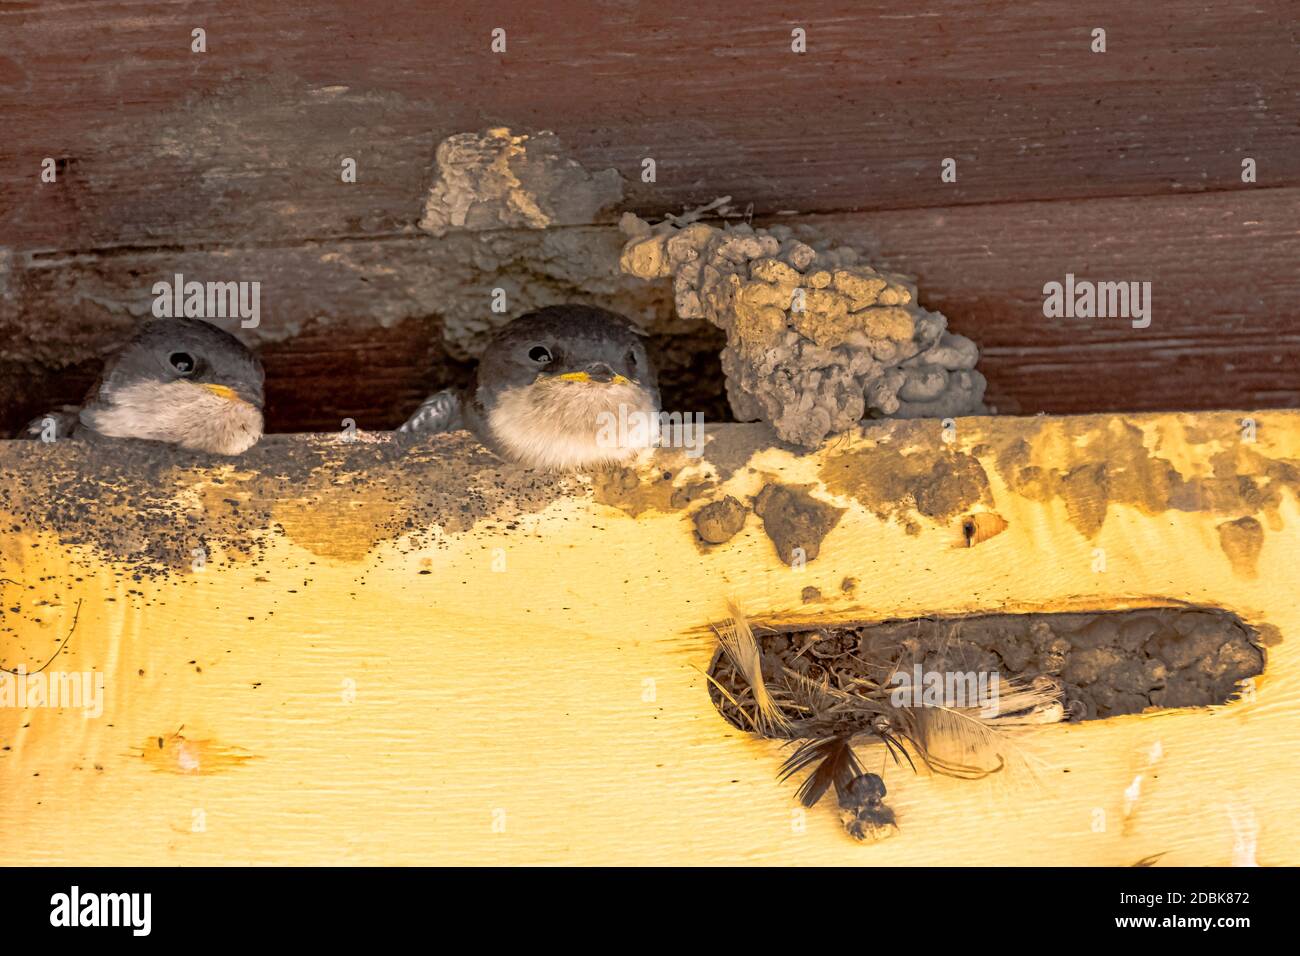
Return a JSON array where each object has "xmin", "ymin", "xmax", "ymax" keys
[
  {"xmin": 201, "ymin": 383, "xmax": 249, "ymax": 405},
  {"xmin": 555, "ymin": 371, "xmax": 631, "ymax": 386}
]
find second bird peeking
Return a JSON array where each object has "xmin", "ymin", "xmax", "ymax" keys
[
  {"xmin": 400, "ymin": 305, "xmax": 662, "ymax": 471},
  {"xmin": 24, "ymin": 305, "xmax": 663, "ymax": 472}
]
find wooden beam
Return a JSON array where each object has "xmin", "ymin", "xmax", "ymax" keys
[
  {"xmin": 1, "ymin": 412, "xmax": 1295, "ymax": 864},
  {"xmin": 4, "ymin": 188, "xmax": 1297, "ymax": 434},
  {"xmin": 3, "ymin": 1, "xmax": 1295, "ymax": 249}
]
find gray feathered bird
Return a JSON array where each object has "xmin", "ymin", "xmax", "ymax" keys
[
  {"xmin": 22, "ymin": 318, "xmax": 265, "ymax": 455},
  {"xmin": 400, "ymin": 305, "xmax": 661, "ymax": 470}
]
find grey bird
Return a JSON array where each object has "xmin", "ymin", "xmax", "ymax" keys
[
  {"xmin": 400, "ymin": 305, "xmax": 661, "ymax": 470},
  {"xmin": 22, "ymin": 318, "xmax": 265, "ymax": 455}
]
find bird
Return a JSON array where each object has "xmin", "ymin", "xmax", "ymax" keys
[
  {"xmin": 400, "ymin": 305, "xmax": 661, "ymax": 471},
  {"xmin": 21, "ymin": 317, "xmax": 265, "ymax": 455}
]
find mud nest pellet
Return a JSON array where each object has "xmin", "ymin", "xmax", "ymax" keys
[
  {"xmin": 706, "ymin": 604, "xmax": 1064, "ymax": 842},
  {"xmin": 707, "ymin": 605, "xmax": 1264, "ymax": 842}
]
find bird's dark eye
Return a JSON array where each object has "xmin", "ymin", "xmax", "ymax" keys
[
  {"xmin": 168, "ymin": 351, "xmax": 196, "ymax": 375},
  {"xmin": 528, "ymin": 345, "xmax": 553, "ymax": 364},
  {"xmin": 626, "ymin": 350, "xmax": 638, "ymax": 367}
]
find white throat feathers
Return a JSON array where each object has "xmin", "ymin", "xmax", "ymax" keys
[
  {"xmin": 486, "ymin": 377, "xmax": 659, "ymax": 470},
  {"xmin": 81, "ymin": 379, "xmax": 264, "ymax": 456}
]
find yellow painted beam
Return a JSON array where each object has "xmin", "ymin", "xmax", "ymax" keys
[{"xmin": 0, "ymin": 412, "xmax": 1295, "ymax": 865}]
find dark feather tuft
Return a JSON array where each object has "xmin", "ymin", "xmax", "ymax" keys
[{"xmin": 778, "ymin": 736, "xmax": 864, "ymax": 808}]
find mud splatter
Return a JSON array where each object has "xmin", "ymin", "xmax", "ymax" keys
[
  {"xmin": 590, "ymin": 462, "xmax": 715, "ymax": 517},
  {"xmin": 821, "ymin": 442, "xmax": 992, "ymax": 525},
  {"xmin": 693, "ymin": 496, "xmax": 747, "ymax": 544},
  {"xmin": 993, "ymin": 418, "xmax": 1300, "ymax": 538},
  {"xmin": 0, "ymin": 432, "xmax": 573, "ymax": 573},
  {"xmin": 700, "ymin": 423, "xmax": 775, "ymax": 479},
  {"xmin": 752, "ymin": 483, "xmax": 845, "ymax": 565},
  {"xmin": 419, "ymin": 128, "xmax": 623, "ymax": 237},
  {"xmin": 1218, "ymin": 517, "xmax": 1264, "ymax": 578}
]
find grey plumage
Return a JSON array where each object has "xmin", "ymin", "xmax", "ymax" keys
[
  {"xmin": 22, "ymin": 318, "xmax": 265, "ymax": 456},
  {"xmin": 400, "ymin": 305, "xmax": 661, "ymax": 470},
  {"xmin": 399, "ymin": 389, "xmax": 464, "ymax": 436}
]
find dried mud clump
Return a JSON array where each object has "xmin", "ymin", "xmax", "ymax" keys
[
  {"xmin": 693, "ymin": 495, "xmax": 747, "ymax": 544},
  {"xmin": 808, "ymin": 608, "xmax": 1264, "ymax": 721},
  {"xmin": 420, "ymin": 128, "xmax": 624, "ymax": 236},
  {"xmin": 752, "ymin": 483, "xmax": 845, "ymax": 565},
  {"xmin": 707, "ymin": 605, "xmax": 1262, "ymax": 841},
  {"xmin": 620, "ymin": 211, "xmax": 987, "ymax": 447},
  {"xmin": 707, "ymin": 603, "xmax": 1062, "ymax": 843}
]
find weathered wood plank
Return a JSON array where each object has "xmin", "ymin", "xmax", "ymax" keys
[
  {"xmin": 812, "ymin": 188, "xmax": 1300, "ymax": 415},
  {"xmin": 0, "ymin": 412, "xmax": 1296, "ymax": 864},
  {"xmin": 3, "ymin": 188, "xmax": 1296, "ymax": 433},
  {"xmin": 2, "ymin": 0, "xmax": 1296, "ymax": 249}
]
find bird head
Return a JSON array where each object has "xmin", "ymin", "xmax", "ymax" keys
[
  {"xmin": 80, "ymin": 318, "xmax": 265, "ymax": 455},
  {"xmin": 478, "ymin": 305, "xmax": 659, "ymax": 407},
  {"xmin": 476, "ymin": 305, "xmax": 662, "ymax": 469}
]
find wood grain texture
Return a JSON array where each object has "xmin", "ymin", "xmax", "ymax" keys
[
  {"xmin": 4, "ymin": 187, "xmax": 1296, "ymax": 434},
  {"xmin": 0, "ymin": 412, "xmax": 1296, "ymax": 865},
  {"xmin": 2, "ymin": 1, "xmax": 1297, "ymax": 249},
  {"xmin": 810, "ymin": 188, "xmax": 1300, "ymax": 415}
]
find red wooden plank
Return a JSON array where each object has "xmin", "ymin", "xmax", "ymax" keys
[
  {"xmin": 2, "ymin": 1, "xmax": 1296, "ymax": 249},
  {"xmin": 3, "ymin": 187, "xmax": 1295, "ymax": 432}
]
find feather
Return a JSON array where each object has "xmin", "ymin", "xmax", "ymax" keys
[
  {"xmin": 706, "ymin": 612, "xmax": 1064, "ymax": 840},
  {"xmin": 712, "ymin": 600, "xmax": 791, "ymax": 735},
  {"xmin": 900, "ymin": 675, "xmax": 1062, "ymax": 778},
  {"xmin": 777, "ymin": 664, "xmax": 1059, "ymax": 780},
  {"xmin": 398, "ymin": 389, "xmax": 464, "ymax": 435},
  {"xmin": 778, "ymin": 736, "xmax": 863, "ymax": 808}
]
